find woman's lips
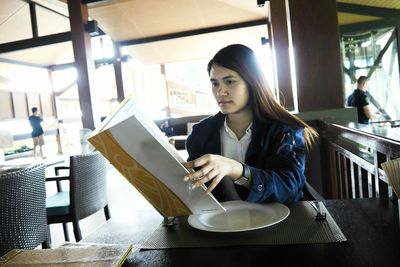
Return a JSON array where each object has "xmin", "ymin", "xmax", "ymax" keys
[{"xmin": 218, "ymin": 100, "xmax": 232, "ymax": 106}]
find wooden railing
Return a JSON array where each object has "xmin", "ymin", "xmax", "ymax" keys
[{"xmin": 313, "ymin": 121, "xmax": 400, "ymax": 202}]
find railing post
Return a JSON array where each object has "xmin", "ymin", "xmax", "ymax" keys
[{"xmin": 350, "ymin": 161, "xmax": 356, "ymax": 199}]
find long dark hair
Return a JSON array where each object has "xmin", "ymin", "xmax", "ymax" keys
[{"xmin": 207, "ymin": 44, "xmax": 317, "ymax": 148}]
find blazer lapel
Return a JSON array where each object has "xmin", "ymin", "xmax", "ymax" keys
[
  {"xmin": 202, "ymin": 113, "xmax": 224, "ymax": 155},
  {"xmin": 245, "ymin": 118, "xmax": 265, "ymax": 165}
]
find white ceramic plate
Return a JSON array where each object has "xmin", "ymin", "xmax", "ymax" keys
[{"xmin": 188, "ymin": 200, "xmax": 290, "ymax": 232}]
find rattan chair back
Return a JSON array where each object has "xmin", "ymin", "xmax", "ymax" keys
[
  {"xmin": 69, "ymin": 151, "xmax": 108, "ymax": 219},
  {"xmin": 46, "ymin": 151, "xmax": 110, "ymax": 242},
  {"xmin": 0, "ymin": 164, "xmax": 50, "ymax": 256}
]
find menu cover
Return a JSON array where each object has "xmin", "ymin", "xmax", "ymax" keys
[
  {"xmin": 0, "ymin": 243, "xmax": 133, "ymax": 267},
  {"xmin": 88, "ymin": 97, "xmax": 225, "ymax": 217}
]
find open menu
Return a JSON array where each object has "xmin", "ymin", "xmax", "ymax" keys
[
  {"xmin": 89, "ymin": 97, "xmax": 225, "ymax": 217},
  {"xmin": 0, "ymin": 243, "xmax": 133, "ymax": 267}
]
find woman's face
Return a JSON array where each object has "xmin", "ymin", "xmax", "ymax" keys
[{"xmin": 209, "ymin": 64, "xmax": 250, "ymax": 116}]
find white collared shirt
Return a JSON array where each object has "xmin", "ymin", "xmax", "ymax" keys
[{"xmin": 220, "ymin": 118, "xmax": 252, "ymax": 162}]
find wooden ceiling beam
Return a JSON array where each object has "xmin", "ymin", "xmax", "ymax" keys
[
  {"xmin": 49, "ymin": 62, "xmax": 76, "ymax": 71},
  {"xmin": 82, "ymin": 0, "xmax": 107, "ymax": 4},
  {"xmin": 337, "ymin": 3, "xmax": 400, "ymax": 20},
  {"xmin": 0, "ymin": 32, "xmax": 71, "ymax": 54},
  {"xmin": 0, "ymin": 29, "xmax": 104, "ymax": 54},
  {"xmin": 24, "ymin": 0, "xmax": 69, "ymax": 18},
  {"xmin": 340, "ymin": 19, "xmax": 398, "ymax": 34},
  {"xmin": 118, "ymin": 19, "xmax": 268, "ymax": 46},
  {"xmin": 53, "ymin": 81, "xmax": 76, "ymax": 97},
  {"xmin": 0, "ymin": 58, "xmax": 49, "ymax": 69}
]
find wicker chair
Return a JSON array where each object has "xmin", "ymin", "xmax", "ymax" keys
[
  {"xmin": 46, "ymin": 151, "xmax": 110, "ymax": 242},
  {"xmin": 0, "ymin": 164, "xmax": 50, "ymax": 256}
]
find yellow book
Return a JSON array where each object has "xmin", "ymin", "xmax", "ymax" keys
[
  {"xmin": 89, "ymin": 96, "xmax": 225, "ymax": 217},
  {"xmin": 0, "ymin": 243, "xmax": 133, "ymax": 267}
]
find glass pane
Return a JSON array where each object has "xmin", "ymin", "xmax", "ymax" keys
[{"xmin": 342, "ymin": 28, "xmax": 400, "ymax": 121}]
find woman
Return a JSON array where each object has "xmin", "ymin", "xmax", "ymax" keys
[{"xmin": 183, "ymin": 44, "xmax": 317, "ymax": 204}]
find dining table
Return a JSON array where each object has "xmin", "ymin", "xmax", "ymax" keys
[
  {"xmin": 82, "ymin": 198, "xmax": 400, "ymax": 267},
  {"xmin": 0, "ymin": 156, "xmax": 65, "ymax": 175}
]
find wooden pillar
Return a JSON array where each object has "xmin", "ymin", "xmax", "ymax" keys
[
  {"xmin": 288, "ymin": 0, "xmax": 344, "ymax": 112},
  {"xmin": 269, "ymin": 0, "xmax": 294, "ymax": 110},
  {"xmin": 113, "ymin": 42, "xmax": 125, "ymax": 103},
  {"xmin": 47, "ymin": 70, "xmax": 63, "ymax": 155},
  {"xmin": 160, "ymin": 64, "xmax": 171, "ymax": 118},
  {"xmin": 67, "ymin": 0, "xmax": 96, "ymax": 130}
]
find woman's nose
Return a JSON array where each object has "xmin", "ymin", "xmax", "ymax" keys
[{"xmin": 216, "ymin": 85, "xmax": 228, "ymax": 97}]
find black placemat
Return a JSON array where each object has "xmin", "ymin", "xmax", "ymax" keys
[{"xmin": 141, "ymin": 201, "xmax": 347, "ymax": 249}]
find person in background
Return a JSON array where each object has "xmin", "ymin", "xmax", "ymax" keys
[
  {"xmin": 28, "ymin": 107, "xmax": 45, "ymax": 159},
  {"xmin": 160, "ymin": 120, "xmax": 174, "ymax": 137},
  {"xmin": 347, "ymin": 76, "xmax": 378, "ymax": 124},
  {"xmin": 183, "ymin": 44, "xmax": 317, "ymax": 205}
]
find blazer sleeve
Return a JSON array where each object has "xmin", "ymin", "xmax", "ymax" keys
[{"xmin": 246, "ymin": 127, "xmax": 306, "ymax": 204}]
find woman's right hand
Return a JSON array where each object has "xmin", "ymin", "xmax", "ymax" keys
[{"xmin": 182, "ymin": 154, "xmax": 242, "ymax": 193}]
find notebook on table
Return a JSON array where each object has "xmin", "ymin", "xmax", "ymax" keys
[{"xmin": 0, "ymin": 243, "xmax": 133, "ymax": 267}]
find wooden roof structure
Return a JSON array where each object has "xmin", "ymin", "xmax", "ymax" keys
[
  {"xmin": 1, "ymin": 0, "xmax": 399, "ymax": 66},
  {"xmin": 0, "ymin": 0, "xmax": 399, "ymax": 129}
]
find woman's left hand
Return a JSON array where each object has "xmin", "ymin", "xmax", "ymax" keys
[{"xmin": 182, "ymin": 154, "xmax": 242, "ymax": 193}]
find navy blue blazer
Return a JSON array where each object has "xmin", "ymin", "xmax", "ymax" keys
[{"xmin": 186, "ymin": 112, "xmax": 306, "ymax": 205}]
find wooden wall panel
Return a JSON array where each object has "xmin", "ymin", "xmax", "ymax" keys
[
  {"xmin": 40, "ymin": 93, "xmax": 54, "ymax": 117},
  {"xmin": 0, "ymin": 91, "xmax": 13, "ymax": 119},
  {"xmin": 11, "ymin": 91, "xmax": 28, "ymax": 119},
  {"xmin": 27, "ymin": 92, "xmax": 41, "ymax": 115}
]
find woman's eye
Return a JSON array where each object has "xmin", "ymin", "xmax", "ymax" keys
[
  {"xmin": 226, "ymin": 80, "xmax": 235, "ymax": 85},
  {"xmin": 211, "ymin": 81, "xmax": 218, "ymax": 87}
]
